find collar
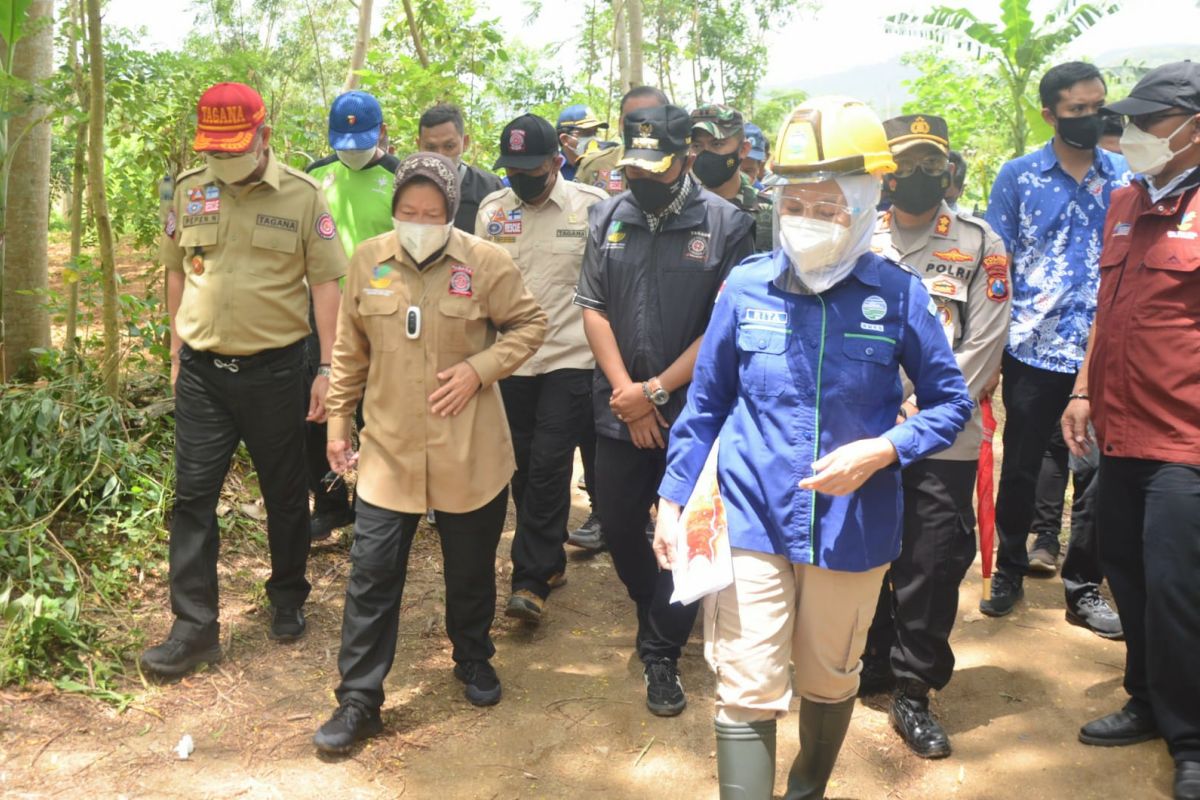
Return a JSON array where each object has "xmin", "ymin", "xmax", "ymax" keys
[
  {"xmin": 875, "ymin": 202, "xmax": 954, "ymax": 251},
  {"xmin": 379, "ymin": 224, "xmax": 470, "ymax": 269},
  {"xmin": 1146, "ymin": 166, "xmax": 1200, "ymax": 205},
  {"xmin": 612, "ymin": 176, "xmax": 705, "ymax": 231},
  {"xmin": 256, "ymin": 149, "xmax": 282, "ymax": 190},
  {"xmin": 1037, "ymin": 139, "xmax": 1115, "ymax": 178},
  {"xmin": 770, "ymin": 249, "xmax": 881, "ymax": 294}
]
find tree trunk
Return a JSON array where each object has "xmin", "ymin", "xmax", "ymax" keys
[
  {"xmin": 66, "ymin": 0, "xmax": 87, "ymax": 368},
  {"xmin": 85, "ymin": 0, "xmax": 119, "ymax": 396},
  {"xmin": 613, "ymin": 0, "xmax": 629, "ymax": 93},
  {"xmin": 627, "ymin": 0, "xmax": 643, "ymax": 87},
  {"xmin": 2, "ymin": 0, "xmax": 54, "ymax": 382},
  {"xmin": 343, "ymin": 0, "xmax": 373, "ymax": 91},
  {"xmin": 401, "ymin": 0, "xmax": 428, "ymax": 68}
]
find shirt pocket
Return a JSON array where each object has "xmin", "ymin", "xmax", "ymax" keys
[
  {"xmin": 358, "ymin": 293, "xmax": 402, "ymax": 353},
  {"xmin": 249, "ymin": 226, "xmax": 300, "ymax": 275},
  {"xmin": 552, "ymin": 232, "xmax": 587, "ymax": 257},
  {"xmin": 1137, "ymin": 241, "xmax": 1200, "ymax": 328},
  {"xmin": 438, "ymin": 295, "xmax": 487, "ymax": 355},
  {"xmin": 841, "ymin": 333, "xmax": 898, "ymax": 401},
  {"xmin": 736, "ymin": 326, "xmax": 789, "ymax": 397},
  {"xmin": 178, "ymin": 225, "xmax": 220, "ymax": 266}
]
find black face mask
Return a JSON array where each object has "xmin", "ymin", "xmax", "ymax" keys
[
  {"xmin": 509, "ymin": 171, "xmax": 551, "ymax": 204},
  {"xmin": 628, "ymin": 168, "xmax": 687, "ymax": 213},
  {"xmin": 1057, "ymin": 114, "xmax": 1103, "ymax": 150},
  {"xmin": 885, "ymin": 170, "xmax": 951, "ymax": 215},
  {"xmin": 692, "ymin": 150, "xmax": 741, "ymax": 188}
]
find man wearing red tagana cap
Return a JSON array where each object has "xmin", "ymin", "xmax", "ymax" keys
[{"xmin": 142, "ymin": 82, "xmax": 348, "ymax": 679}]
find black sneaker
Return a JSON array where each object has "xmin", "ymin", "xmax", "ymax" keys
[
  {"xmin": 313, "ymin": 702, "xmax": 383, "ymax": 754},
  {"xmin": 310, "ymin": 507, "xmax": 355, "ymax": 541},
  {"xmin": 1027, "ymin": 533, "xmax": 1060, "ymax": 576},
  {"xmin": 857, "ymin": 657, "xmax": 897, "ymax": 697},
  {"xmin": 269, "ymin": 607, "xmax": 306, "ymax": 641},
  {"xmin": 644, "ymin": 657, "xmax": 686, "ymax": 716},
  {"xmin": 890, "ymin": 692, "xmax": 951, "ymax": 759},
  {"xmin": 454, "ymin": 660, "xmax": 502, "ymax": 706},
  {"xmin": 979, "ymin": 572, "xmax": 1023, "ymax": 617},
  {"xmin": 567, "ymin": 512, "xmax": 606, "ymax": 552},
  {"xmin": 139, "ymin": 637, "xmax": 223, "ymax": 678},
  {"xmin": 505, "ymin": 590, "xmax": 544, "ymax": 624},
  {"xmin": 1067, "ymin": 589, "xmax": 1124, "ymax": 640}
]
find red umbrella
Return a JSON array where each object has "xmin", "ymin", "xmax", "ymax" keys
[{"xmin": 977, "ymin": 396, "xmax": 997, "ymax": 600}]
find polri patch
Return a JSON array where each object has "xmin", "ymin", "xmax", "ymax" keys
[
  {"xmin": 449, "ymin": 264, "xmax": 474, "ymax": 297},
  {"xmin": 316, "ymin": 212, "xmax": 337, "ymax": 239},
  {"xmin": 257, "ymin": 214, "xmax": 298, "ymax": 232}
]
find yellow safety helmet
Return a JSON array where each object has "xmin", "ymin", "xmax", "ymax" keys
[{"xmin": 771, "ymin": 96, "xmax": 896, "ymax": 181}]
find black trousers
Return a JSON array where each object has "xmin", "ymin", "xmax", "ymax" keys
[
  {"xmin": 579, "ymin": 397, "xmax": 598, "ymax": 509},
  {"xmin": 1097, "ymin": 456, "xmax": 1200, "ymax": 763},
  {"xmin": 500, "ymin": 369, "xmax": 592, "ymax": 598},
  {"xmin": 594, "ymin": 435, "xmax": 698, "ymax": 662},
  {"xmin": 169, "ymin": 342, "xmax": 311, "ymax": 645},
  {"xmin": 1031, "ymin": 429, "xmax": 1070, "ymax": 536},
  {"xmin": 865, "ymin": 459, "xmax": 977, "ymax": 690},
  {"xmin": 335, "ymin": 490, "xmax": 508, "ymax": 711},
  {"xmin": 995, "ymin": 353, "xmax": 1103, "ymax": 597}
]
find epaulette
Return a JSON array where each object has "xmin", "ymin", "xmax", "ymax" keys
[
  {"xmin": 879, "ymin": 252, "xmax": 922, "ymax": 279},
  {"xmin": 174, "ymin": 164, "xmax": 206, "ymax": 183},
  {"xmin": 282, "ymin": 164, "xmax": 322, "ymax": 189}
]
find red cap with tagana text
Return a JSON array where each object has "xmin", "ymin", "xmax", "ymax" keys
[{"xmin": 193, "ymin": 82, "xmax": 267, "ymax": 152}]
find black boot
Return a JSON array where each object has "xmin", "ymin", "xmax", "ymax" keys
[
  {"xmin": 889, "ymin": 680, "xmax": 951, "ymax": 759},
  {"xmin": 715, "ymin": 718, "xmax": 777, "ymax": 799},
  {"xmin": 783, "ymin": 697, "xmax": 855, "ymax": 800}
]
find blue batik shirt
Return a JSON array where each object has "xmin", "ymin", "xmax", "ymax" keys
[
  {"xmin": 659, "ymin": 250, "xmax": 972, "ymax": 572},
  {"xmin": 985, "ymin": 140, "xmax": 1131, "ymax": 374}
]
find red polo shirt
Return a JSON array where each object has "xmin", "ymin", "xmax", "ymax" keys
[{"xmin": 1090, "ymin": 170, "xmax": 1200, "ymax": 464}]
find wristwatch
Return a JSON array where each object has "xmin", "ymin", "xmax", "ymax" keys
[
  {"xmin": 643, "ymin": 377, "xmax": 670, "ymax": 407},
  {"xmin": 317, "ymin": 364, "xmax": 333, "ymax": 378}
]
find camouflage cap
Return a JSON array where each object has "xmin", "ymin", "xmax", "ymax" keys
[{"xmin": 690, "ymin": 104, "xmax": 745, "ymax": 140}]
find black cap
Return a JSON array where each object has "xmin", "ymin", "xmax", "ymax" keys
[
  {"xmin": 494, "ymin": 114, "xmax": 559, "ymax": 170},
  {"xmin": 617, "ymin": 105, "xmax": 692, "ymax": 173},
  {"xmin": 1105, "ymin": 60, "xmax": 1200, "ymax": 116},
  {"xmin": 882, "ymin": 114, "xmax": 950, "ymax": 155}
]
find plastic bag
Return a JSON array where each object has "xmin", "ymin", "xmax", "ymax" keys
[{"xmin": 668, "ymin": 442, "xmax": 733, "ymax": 605}]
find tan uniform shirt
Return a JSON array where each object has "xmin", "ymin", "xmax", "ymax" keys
[
  {"xmin": 872, "ymin": 202, "xmax": 1012, "ymax": 461},
  {"xmin": 575, "ymin": 144, "xmax": 625, "ymax": 196},
  {"xmin": 160, "ymin": 151, "xmax": 347, "ymax": 355},
  {"xmin": 325, "ymin": 228, "xmax": 547, "ymax": 514},
  {"xmin": 475, "ymin": 177, "xmax": 607, "ymax": 376}
]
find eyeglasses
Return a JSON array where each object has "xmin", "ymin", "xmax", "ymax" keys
[
  {"xmin": 776, "ymin": 196, "xmax": 855, "ymax": 223},
  {"xmin": 1127, "ymin": 111, "xmax": 1193, "ymax": 130},
  {"xmin": 892, "ymin": 154, "xmax": 949, "ymax": 178}
]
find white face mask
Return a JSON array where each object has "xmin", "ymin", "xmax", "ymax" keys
[
  {"xmin": 779, "ymin": 216, "xmax": 856, "ymax": 293},
  {"xmin": 1120, "ymin": 116, "xmax": 1197, "ymax": 177},
  {"xmin": 336, "ymin": 147, "xmax": 377, "ymax": 171},
  {"xmin": 207, "ymin": 149, "xmax": 261, "ymax": 184},
  {"xmin": 393, "ymin": 219, "xmax": 453, "ymax": 263}
]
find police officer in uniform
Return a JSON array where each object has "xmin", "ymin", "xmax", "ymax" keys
[
  {"xmin": 860, "ymin": 114, "xmax": 1012, "ymax": 758},
  {"xmin": 574, "ymin": 104, "xmax": 755, "ymax": 716},
  {"xmin": 574, "ymin": 86, "xmax": 670, "ymax": 198},
  {"xmin": 142, "ymin": 82, "xmax": 348, "ymax": 678},
  {"xmin": 475, "ymin": 114, "xmax": 608, "ymax": 624},
  {"xmin": 304, "ymin": 90, "xmax": 400, "ymax": 540},
  {"xmin": 690, "ymin": 104, "xmax": 774, "ymax": 252}
]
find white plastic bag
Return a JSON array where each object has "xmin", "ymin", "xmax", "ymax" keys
[{"xmin": 668, "ymin": 442, "xmax": 733, "ymax": 605}]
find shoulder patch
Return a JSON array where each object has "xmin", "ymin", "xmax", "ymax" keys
[{"xmin": 316, "ymin": 212, "xmax": 337, "ymax": 239}]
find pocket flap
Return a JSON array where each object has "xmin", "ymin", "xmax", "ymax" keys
[
  {"xmin": 843, "ymin": 334, "xmax": 895, "ymax": 365},
  {"xmin": 179, "ymin": 226, "xmax": 219, "ymax": 249},
  {"xmin": 1144, "ymin": 241, "xmax": 1200, "ymax": 273},
  {"xmin": 359, "ymin": 293, "xmax": 401, "ymax": 316},
  {"xmin": 251, "ymin": 225, "xmax": 299, "ymax": 254},
  {"xmin": 737, "ymin": 326, "xmax": 788, "ymax": 354},
  {"xmin": 439, "ymin": 296, "xmax": 484, "ymax": 320}
]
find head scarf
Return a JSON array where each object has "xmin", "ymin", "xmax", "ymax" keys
[{"xmin": 393, "ymin": 151, "xmax": 461, "ymax": 221}]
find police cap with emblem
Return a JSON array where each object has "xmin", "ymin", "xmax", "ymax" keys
[
  {"xmin": 617, "ymin": 104, "xmax": 692, "ymax": 174},
  {"xmin": 883, "ymin": 114, "xmax": 950, "ymax": 155}
]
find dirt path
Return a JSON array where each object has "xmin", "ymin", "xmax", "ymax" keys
[{"xmin": 0, "ymin": 480, "xmax": 1174, "ymax": 800}]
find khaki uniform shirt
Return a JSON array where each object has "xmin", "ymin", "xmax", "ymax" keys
[
  {"xmin": 160, "ymin": 151, "xmax": 347, "ymax": 355},
  {"xmin": 575, "ymin": 144, "xmax": 626, "ymax": 196},
  {"xmin": 475, "ymin": 177, "xmax": 607, "ymax": 376},
  {"xmin": 326, "ymin": 228, "xmax": 547, "ymax": 514},
  {"xmin": 872, "ymin": 202, "xmax": 1012, "ymax": 461}
]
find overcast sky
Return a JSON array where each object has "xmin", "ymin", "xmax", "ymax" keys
[{"xmin": 104, "ymin": 0, "xmax": 1197, "ymax": 90}]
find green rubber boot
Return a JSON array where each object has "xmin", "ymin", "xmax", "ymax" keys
[
  {"xmin": 715, "ymin": 718, "xmax": 777, "ymax": 800},
  {"xmin": 783, "ymin": 697, "xmax": 856, "ymax": 800}
]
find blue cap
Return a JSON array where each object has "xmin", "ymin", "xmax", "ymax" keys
[
  {"xmin": 556, "ymin": 103, "xmax": 608, "ymax": 131},
  {"xmin": 744, "ymin": 122, "xmax": 767, "ymax": 161},
  {"xmin": 328, "ymin": 91, "xmax": 383, "ymax": 150}
]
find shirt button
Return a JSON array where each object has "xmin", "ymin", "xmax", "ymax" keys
[
  {"xmin": 758, "ymin": 337, "xmax": 767, "ymax": 348},
  {"xmin": 865, "ymin": 347, "xmax": 875, "ymax": 356},
  {"xmin": 1105, "ymin": 444, "xmax": 1114, "ymax": 453}
]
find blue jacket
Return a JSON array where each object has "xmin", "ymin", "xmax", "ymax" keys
[{"xmin": 659, "ymin": 249, "xmax": 973, "ymax": 571}]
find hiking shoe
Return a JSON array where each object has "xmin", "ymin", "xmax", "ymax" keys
[
  {"xmin": 139, "ymin": 637, "xmax": 222, "ymax": 679},
  {"xmin": 567, "ymin": 512, "xmax": 606, "ymax": 551},
  {"xmin": 890, "ymin": 692, "xmax": 951, "ymax": 759},
  {"xmin": 454, "ymin": 660, "xmax": 502, "ymax": 706},
  {"xmin": 1067, "ymin": 589, "xmax": 1123, "ymax": 640},
  {"xmin": 310, "ymin": 507, "xmax": 354, "ymax": 541},
  {"xmin": 313, "ymin": 702, "xmax": 383, "ymax": 754},
  {"xmin": 979, "ymin": 572, "xmax": 1023, "ymax": 617},
  {"xmin": 546, "ymin": 571, "xmax": 568, "ymax": 590},
  {"xmin": 269, "ymin": 607, "xmax": 306, "ymax": 641},
  {"xmin": 505, "ymin": 590, "xmax": 544, "ymax": 624},
  {"xmin": 1027, "ymin": 533, "xmax": 1060, "ymax": 575},
  {"xmin": 644, "ymin": 657, "xmax": 686, "ymax": 716}
]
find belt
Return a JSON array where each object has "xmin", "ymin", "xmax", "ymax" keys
[{"xmin": 183, "ymin": 340, "xmax": 303, "ymax": 373}]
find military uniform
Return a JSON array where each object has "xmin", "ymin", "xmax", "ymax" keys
[
  {"xmin": 730, "ymin": 172, "xmax": 774, "ymax": 253},
  {"xmin": 159, "ymin": 148, "xmax": 347, "ymax": 646},
  {"xmin": 575, "ymin": 143, "xmax": 625, "ymax": 196},
  {"xmin": 864, "ymin": 198, "xmax": 1011, "ymax": 693}
]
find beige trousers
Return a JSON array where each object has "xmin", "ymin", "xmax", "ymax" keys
[{"xmin": 706, "ymin": 547, "xmax": 888, "ymax": 724}]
